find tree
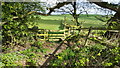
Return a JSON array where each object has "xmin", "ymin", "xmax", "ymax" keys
[
  {"xmin": 88, "ymin": 0, "xmax": 120, "ymax": 29},
  {"xmin": 47, "ymin": 1, "xmax": 91, "ymax": 26},
  {"xmin": 46, "ymin": 1, "xmax": 120, "ymax": 66},
  {"xmin": 2, "ymin": 2, "xmax": 45, "ymax": 47},
  {"xmin": 47, "ymin": 0, "xmax": 120, "ymax": 29}
]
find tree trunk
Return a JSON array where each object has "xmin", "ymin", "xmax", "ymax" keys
[{"xmin": 72, "ymin": 2, "xmax": 80, "ymax": 26}]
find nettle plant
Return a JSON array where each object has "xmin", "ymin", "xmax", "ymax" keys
[{"xmin": 2, "ymin": 2, "xmax": 44, "ymax": 47}]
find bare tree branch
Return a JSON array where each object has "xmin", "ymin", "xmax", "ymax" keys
[
  {"xmin": 47, "ymin": 2, "xmax": 72, "ymax": 15},
  {"xmin": 88, "ymin": 0, "xmax": 119, "ymax": 12}
]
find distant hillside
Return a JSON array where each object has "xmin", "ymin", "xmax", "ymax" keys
[{"xmin": 28, "ymin": 14, "xmax": 107, "ymax": 30}]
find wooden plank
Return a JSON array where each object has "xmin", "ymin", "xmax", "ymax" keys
[
  {"xmin": 49, "ymin": 30, "xmax": 65, "ymax": 32},
  {"xmin": 48, "ymin": 39, "xmax": 60, "ymax": 41},
  {"xmin": 39, "ymin": 38, "xmax": 64, "ymax": 41},
  {"xmin": 37, "ymin": 34, "xmax": 48, "ymax": 36},
  {"xmin": 36, "ymin": 28, "xmax": 120, "ymax": 31},
  {"xmin": 37, "ymin": 34, "xmax": 64, "ymax": 36},
  {"xmin": 75, "ymin": 28, "xmax": 120, "ymax": 30},
  {"xmin": 38, "ymin": 29, "xmax": 68, "ymax": 31},
  {"xmin": 49, "ymin": 34, "xmax": 64, "ymax": 36},
  {"xmin": 38, "ymin": 39, "xmax": 46, "ymax": 41},
  {"xmin": 69, "ymin": 25, "xmax": 79, "ymax": 28},
  {"xmin": 49, "ymin": 37, "xmax": 64, "ymax": 38}
]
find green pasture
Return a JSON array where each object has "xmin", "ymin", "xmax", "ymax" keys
[{"xmin": 29, "ymin": 14, "xmax": 107, "ymax": 30}]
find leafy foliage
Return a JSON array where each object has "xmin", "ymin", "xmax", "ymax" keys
[
  {"xmin": 1, "ymin": 2, "xmax": 120, "ymax": 67},
  {"xmin": 108, "ymin": 21, "xmax": 120, "ymax": 29},
  {"xmin": 2, "ymin": 2, "xmax": 45, "ymax": 47},
  {"xmin": 0, "ymin": 45, "xmax": 46, "ymax": 66},
  {"xmin": 50, "ymin": 43, "xmax": 120, "ymax": 66},
  {"xmin": 0, "ymin": 52, "xmax": 26, "ymax": 66}
]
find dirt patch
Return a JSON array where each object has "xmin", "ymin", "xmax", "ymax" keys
[
  {"xmin": 37, "ymin": 42, "xmax": 67, "ymax": 65},
  {"xmin": 2, "ymin": 41, "xmax": 68, "ymax": 66}
]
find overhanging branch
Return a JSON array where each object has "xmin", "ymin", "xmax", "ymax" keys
[
  {"xmin": 47, "ymin": 2, "xmax": 71, "ymax": 15},
  {"xmin": 87, "ymin": 0, "xmax": 119, "ymax": 12}
]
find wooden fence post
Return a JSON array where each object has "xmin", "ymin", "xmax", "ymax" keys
[
  {"xmin": 47, "ymin": 30, "xmax": 49, "ymax": 41},
  {"xmin": 84, "ymin": 27, "xmax": 92, "ymax": 46},
  {"xmin": 64, "ymin": 16, "xmax": 66, "ymax": 23},
  {"xmin": 68, "ymin": 27, "xmax": 71, "ymax": 36},
  {"xmin": 64, "ymin": 29, "xmax": 65, "ymax": 39},
  {"xmin": 44, "ymin": 29, "xmax": 47, "ymax": 41},
  {"xmin": 78, "ymin": 26, "xmax": 81, "ymax": 34}
]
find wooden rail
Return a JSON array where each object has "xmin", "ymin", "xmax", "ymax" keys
[
  {"xmin": 37, "ymin": 29, "xmax": 70, "ymax": 41},
  {"xmin": 37, "ymin": 25, "xmax": 120, "ymax": 41},
  {"xmin": 71, "ymin": 27, "xmax": 120, "ymax": 31}
]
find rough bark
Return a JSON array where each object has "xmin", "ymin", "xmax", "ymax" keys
[{"xmin": 72, "ymin": 2, "xmax": 80, "ymax": 26}]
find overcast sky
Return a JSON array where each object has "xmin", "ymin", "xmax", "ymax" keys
[
  {"xmin": 102, "ymin": 0, "xmax": 120, "ymax": 4},
  {"xmin": 41, "ymin": 0, "xmax": 120, "ymax": 4},
  {"xmin": 41, "ymin": 0, "xmax": 119, "ymax": 15}
]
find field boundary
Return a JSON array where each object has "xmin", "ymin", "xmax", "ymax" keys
[{"xmin": 37, "ymin": 26, "xmax": 120, "ymax": 41}]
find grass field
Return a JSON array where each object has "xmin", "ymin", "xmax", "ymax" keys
[{"xmin": 29, "ymin": 14, "xmax": 107, "ymax": 30}]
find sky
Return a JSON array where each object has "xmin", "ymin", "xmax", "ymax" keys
[
  {"xmin": 102, "ymin": 0, "xmax": 120, "ymax": 4},
  {"xmin": 41, "ymin": 0, "xmax": 119, "ymax": 15},
  {"xmin": 41, "ymin": 0, "xmax": 120, "ymax": 4}
]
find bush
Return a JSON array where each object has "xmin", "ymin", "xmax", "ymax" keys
[{"xmin": 50, "ymin": 44, "xmax": 120, "ymax": 66}]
